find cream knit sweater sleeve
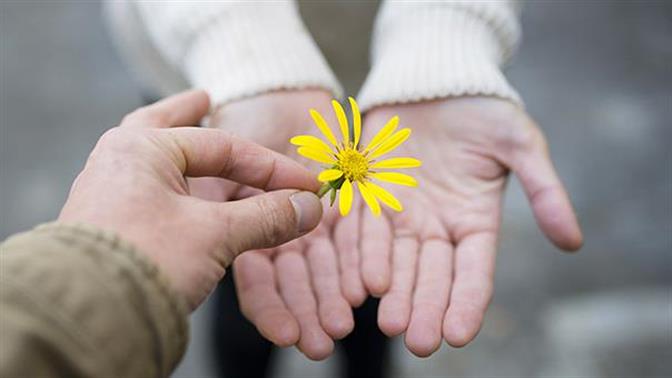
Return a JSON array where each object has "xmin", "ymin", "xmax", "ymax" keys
[
  {"xmin": 357, "ymin": 0, "xmax": 523, "ymax": 112},
  {"xmin": 105, "ymin": 1, "xmax": 342, "ymax": 108}
]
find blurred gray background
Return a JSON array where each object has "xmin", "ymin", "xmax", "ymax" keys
[{"xmin": 1, "ymin": 1, "xmax": 671, "ymax": 377}]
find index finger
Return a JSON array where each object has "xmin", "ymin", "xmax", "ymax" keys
[
  {"xmin": 161, "ymin": 127, "xmax": 320, "ymax": 193},
  {"xmin": 121, "ymin": 89, "xmax": 210, "ymax": 129}
]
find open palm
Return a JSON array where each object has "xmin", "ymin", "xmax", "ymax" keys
[{"xmin": 355, "ymin": 97, "xmax": 583, "ymax": 357}]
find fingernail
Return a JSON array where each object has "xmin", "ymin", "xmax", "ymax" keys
[{"xmin": 289, "ymin": 191, "xmax": 322, "ymax": 234}]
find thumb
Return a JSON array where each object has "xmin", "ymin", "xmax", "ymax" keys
[
  {"xmin": 219, "ymin": 190, "xmax": 322, "ymax": 256},
  {"xmin": 501, "ymin": 120, "xmax": 583, "ymax": 251}
]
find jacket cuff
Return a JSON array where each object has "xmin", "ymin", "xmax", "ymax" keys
[
  {"xmin": 358, "ymin": 5, "xmax": 522, "ymax": 112},
  {"xmin": 0, "ymin": 223, "xmax": 189, "ymax": 377},
  {"xmin": 183, "ymin": 3, "xmax": 342, "ymax": 108}
]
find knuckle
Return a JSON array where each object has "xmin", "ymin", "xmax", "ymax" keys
[
  {"xmin": 96, "ymin": 127, "xmax": 135, "ymax": 151},
  {"xmin": 120, "ymin": 111, "xmax": 140, "ymax": 126},
  {"xmin": 121, "ymin": 106, "xmax": 169, "ymax": 128},
  {"xmin": 507, "ymin": 123, "xmax": 543, "ymax": 151},
  {"xmin": 91, "ymin": 127, "xmax": 150, "ymax": 165},
  {"xmin": 500, "ymin": 122, "xmax": 550, "ymax": 167},
  {"xmin": 484, "ymin": 104, "xmax": 548, "ymax": 156}
]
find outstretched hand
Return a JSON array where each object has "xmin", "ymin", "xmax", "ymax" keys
[{"xmin": 355, "ymin": 97, "xmax": 582, "ymax": 356}]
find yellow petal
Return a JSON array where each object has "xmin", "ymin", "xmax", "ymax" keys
[
  {"xmin": 370, "ymin": 157, "xmax": 422, "ymax": 169},
  {"xmin": 371, "ymin": 172, "xmax": 417, "ymax": 187},
  {"xmin": 339, "ymin": 179, "xmax": 353, "ymax": 216},
  {"xmin": 365, "ymin": 116, "xmax": 398, "ymax": 152},
  {"xmin": 310, "ymin": 109, "xmax": 338, "ymax": 147},
  {"xmin": 297, "ymin": 147, "xmax": 336, "ymax": 164},
  {"xmin": 290, "ymin": 135, "xmax": 334, "ymax": 155},
  {"xmin": 369, "ymin": 128, "xmax": 411, "ymax": 159},
  {"xmin": 366, "ymin": 182, "xmax": 403, "ymax": 212},
  {"xmin": 332, "ymin": 100, "xmax": 349, "ymax": 148},
  {"xmin": 318, "ymin": 169, "xmax": 344, "ymax": 182},
  {"xmin": 349, "ymin": 97, "xmax": 361, "ymax": 148},
  {"xmin": 357, "ymin": 181, "xmax": 381, "ymax": 217}
]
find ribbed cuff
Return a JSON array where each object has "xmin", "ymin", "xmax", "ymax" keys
[
  {"xmin": 358, "ymin": 6, "xmax": 522, "ymax": 112},
  {"xmin": 184, "ymin": 3, "xmax": 342, "ymax": 108}
]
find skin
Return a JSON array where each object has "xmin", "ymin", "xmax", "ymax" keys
[
  {"xmin": 58, "ymin": 90, "xmax": 324, "ymax": 310},
  {"xmin": 205, "ymin": 90, "xmax": 583, "ymax": 359}
]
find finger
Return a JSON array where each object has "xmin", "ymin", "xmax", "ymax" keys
[
  {"xmin": 334, "ymin": 198, "xmax": 367, "ymax": 306},
  {"xmin": 306, "ymin": 235, "xmax": 354, "ymax": 339},
  {"xmin": 405, "ymin": 239, "xmax": 453, "ymax": 358},
  {"xmin": 162, "ymin": 127, "xmax": 320, "ymax": 192},
  {"xmin": 234, "ymin": 251, "xmax": 299, "ymax": 347},
  {"xmin": 121, "ymin": 89, "xmax": 210, "ymax": 128},
  {"xmin": 219, "ymin": 190, "xmax": 322, "ymax": 257},
  {"xmin": 510, "ymin": 125, "xmax": 583, "ymax": 251},
  {"xmin": 360, "ymin": 210, "xmax": 393, "ymax": 296},
  {"xmin": 233, "ymin": 185, "xmax": 263, "ymax": 201},
  {"xmin": 187, "ymin": 177, "xmax": 238, "ymax": 202},
  {"xmin": 276, "ymin": 249, "xmax": 334, "ymax": 360},
  {"xmin": 378, "ymin": 237, "xmax": 418, "ymax": 337},
  {"xmin": 443, "ymin": 232, "xmax": 497, "ymax": 347}
]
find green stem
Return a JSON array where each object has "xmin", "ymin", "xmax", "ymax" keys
[{"xmin": 316, "ymin": 184, "xmax": 331, "ymax": 198}]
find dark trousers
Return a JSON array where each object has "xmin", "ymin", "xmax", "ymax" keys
[{"xmin": 212, "ymin": 272, "xmax": 390, "ymax": 378}]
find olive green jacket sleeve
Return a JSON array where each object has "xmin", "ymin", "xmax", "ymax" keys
[{"xmin": 0, "ymin": 223, "xmax": 189, "ymax": 378}]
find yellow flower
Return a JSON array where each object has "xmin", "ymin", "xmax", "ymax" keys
[{"xmin": 290, "ymin": 97, "xmax": 422, "ymax": 217}]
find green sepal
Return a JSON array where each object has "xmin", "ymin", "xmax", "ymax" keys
[
  {"xmin": 316, "ymin": 183, "xmax": 331, "ymax": 198},
  {"xmin": 329, "ymin": 176, "xmax": 345, "ymax": 190},
  {"xmin": 329, "ymin": 188, "xmax": 337, "ymax": 207}
]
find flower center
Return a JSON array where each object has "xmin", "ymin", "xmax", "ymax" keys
[{"xmin": 338, "ymin": 148, "xmax": 369, "ymax": 182}]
